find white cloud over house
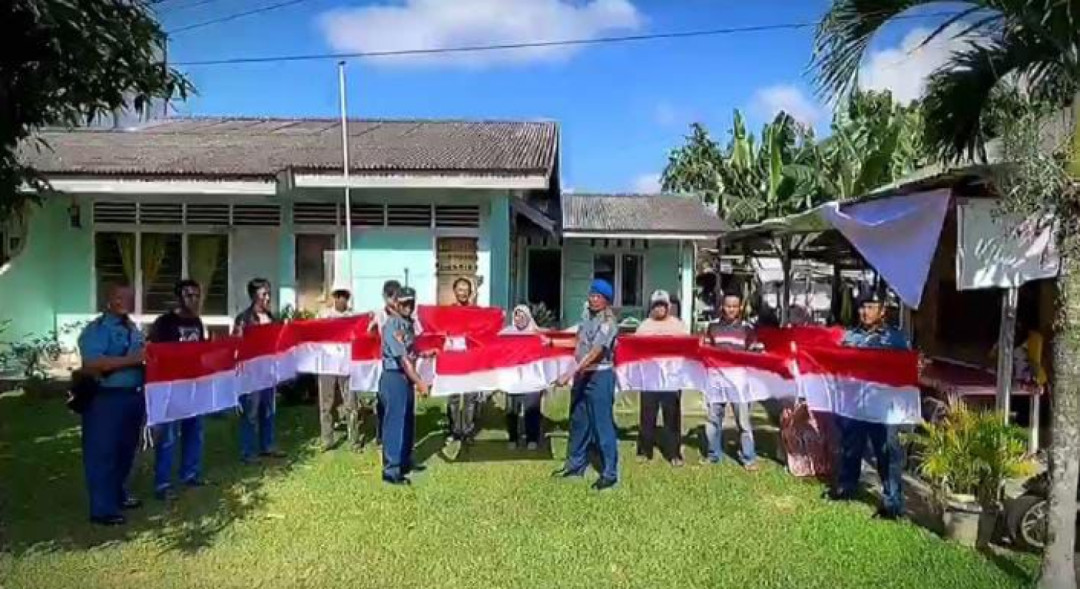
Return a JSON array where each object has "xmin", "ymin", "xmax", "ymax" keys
[
  {"xmin": 749, "ymin": 84, "xmax": 823, "ymax": 126},
  {"xmin": 631, "ymin": 172, "xmax": 662, "ymax": 194},
  {"xmin": 858, "ymin": 23, "xmax": 982, "ymax": 104},
  {"xmin": 317, "ymin": 0, "xmax": 642, "ymax": 68}
]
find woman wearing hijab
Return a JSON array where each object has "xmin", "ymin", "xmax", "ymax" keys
[{"xmin": 500, "ymin": 305, "xmax": 545, "ymax": 450}]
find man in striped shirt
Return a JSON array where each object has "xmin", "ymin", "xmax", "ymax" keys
[{"xmin": 702, "ymin": 291, "xmax": 759, "ymax": 470}]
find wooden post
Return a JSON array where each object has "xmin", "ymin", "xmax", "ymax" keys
[
  {"xmin": 996, "ymin": 287, "xmax": 1019, "ymax": 421},
  {"xmin": 779, "ymin": 236, "xmax": 792, "ymax": 326}
]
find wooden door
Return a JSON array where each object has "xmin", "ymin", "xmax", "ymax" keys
[{"xmin": 436, "ymin": 237, "xmax": 478, "ymax": 305}]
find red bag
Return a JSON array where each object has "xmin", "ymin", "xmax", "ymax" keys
[{"xmin": 780, "ymin": 401, "xmax": 836, "ymax": 479}]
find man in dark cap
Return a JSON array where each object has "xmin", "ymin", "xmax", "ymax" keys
[
  {"xmin": 827, "ymin": 286, "xmax": 910, "ymax": 520},
  {"xmin": 551, "ymin": 278, "xmax": 620, "ymax": 490},
  {"xmin": 378, "ymin": 285, "xmax": 430, "ymax": 485}
]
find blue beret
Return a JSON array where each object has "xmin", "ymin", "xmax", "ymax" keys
[{"xmin": 589, "ymin": 279, "xmax": 614, "ymax": 302}]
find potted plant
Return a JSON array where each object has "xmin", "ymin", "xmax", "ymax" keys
[{"xmin": 910, "ymin": 403, "xmax": 1037, "ymax": 548}]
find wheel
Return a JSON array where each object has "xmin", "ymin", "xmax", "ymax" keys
[{"xmin": 1006, "ymin": 494, "xmax": 1048, "ymax": 551}]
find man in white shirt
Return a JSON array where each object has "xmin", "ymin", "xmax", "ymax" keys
[
  {"xmin": 318, "ymin": 287, "xmax": 359, "ymax": 451},
  {"xmin": 635, "ymin": 290, "xmax": 689, "ymax": 466}
]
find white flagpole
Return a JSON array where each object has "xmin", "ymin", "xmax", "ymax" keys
[{"xmin": 337, "ymin": 61, "xmax": 354, "ymax": 293}]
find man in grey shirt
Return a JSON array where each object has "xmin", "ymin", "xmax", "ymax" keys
[
  {"xmin": 703, "ymin": 290, "xmax": 759, "ymax": 471},
  {"xmin": 551, "ymin": 279, "xmax": 620, "ymax": 490}
]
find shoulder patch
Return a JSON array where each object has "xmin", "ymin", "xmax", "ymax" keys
[{"xmin": 393, "ymin": 330, "xmax": 405, "ymax": 343}]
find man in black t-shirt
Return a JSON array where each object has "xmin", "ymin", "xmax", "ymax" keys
[{"xmin": 148, "ymin": 279, "xmax": 208, "ymax": 500}]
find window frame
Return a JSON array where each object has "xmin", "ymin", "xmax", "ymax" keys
[
  {"xmin": 591, "ymin": 250, "xmax": 646, "ymax": 308},
  {"xmin": 92, "ymin": 225, "xmax": 233, "ymax": 326}
]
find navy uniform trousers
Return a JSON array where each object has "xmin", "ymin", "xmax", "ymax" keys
[
  {"xmin": 82, "ymin": 387, "xmax": 145, "ymax": 519},
  {"xmin": 835, "ymin": 415, "xmax": 904, "ymax": 516},
  {"xmin": 563, "ymin": 370, "xmax": 618, "ymax": 481},
  {"xmin": 378, "ymin": 370, "xmax": 415, "ymax": 480}
]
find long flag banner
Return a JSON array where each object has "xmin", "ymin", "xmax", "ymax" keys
[{"xmin": 143, "ymin": 307, "xmax": 921, "ymax": 426}]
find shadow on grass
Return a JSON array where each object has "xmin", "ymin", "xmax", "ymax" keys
[{"xmin": 0, "ymin": 390, "xmax": 321, "ymax": 557}]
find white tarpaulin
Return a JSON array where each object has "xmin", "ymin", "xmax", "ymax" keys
[
  {"xmin": 820, "ymin": 189, "xmax": 951, "ymax": 309},
  {"xmin": 956, "ymin": 198, "xmax": 1060, "ymax": 290}
]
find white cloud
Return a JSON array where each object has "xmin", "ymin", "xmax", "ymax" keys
[
  {"xmin": 749, "ymin": 84, "xmax": 823, "ymax": 125},
  {"xmin": 318, "ymin": 0, "xmax": 642, "ymax": 68},
  {"xmin": 632, "ymin": 172, "xmax": 661, "ymax": 194},
  {"xmin": 859, "ymin": 23, "xmax": 981, "ymax": 104}
]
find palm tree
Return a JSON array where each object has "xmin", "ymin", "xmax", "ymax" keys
[{"xmin": 813, "ymin": 3, "xmax": 1079, "ymax": 587}]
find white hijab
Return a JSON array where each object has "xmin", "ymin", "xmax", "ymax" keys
[{"xmin": 500, "ymin": 305, "xmax": 539, "ymax": 334}]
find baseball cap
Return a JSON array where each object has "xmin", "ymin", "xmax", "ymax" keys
[
  {"xmin": 856, "ymin": 287, "xmax": 885, "ymax": 306},
  {"xmin": 650, "ymin": 289, "xmax": 671, "ymax": 306}
]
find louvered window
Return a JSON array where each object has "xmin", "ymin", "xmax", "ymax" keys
[
  {"xmin": 349, "ymin": 204, "xmax": 385, "ymax": 227},
  {"xmin": 186, "ymin": 203, "xmax": 230, "ymax": 225},
  {"xmin": 387, "ymin": 204, "xmax": 432, "ymax": 227},
  {"xmin": 93, "ymin": 201, "xmax": 137, "ymax": 224},
  {"xmin": 138, "ymin": 203, "xmax": 183, "ymax": 225},
  {"xmin": 232, "ymin": 204, "xmax": 281, "ymax": 226},
  {"xmin": 435, "ymin": 205, "xmax": 480, "ymax": 228},
  {"xmin": 294, "ymin": 202, "xmax": 339, "ymax": 225}
]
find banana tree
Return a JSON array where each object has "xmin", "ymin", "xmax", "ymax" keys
[{"xmin": 813, "ymin": 2, "xmax": 1079, "ymax": 587}]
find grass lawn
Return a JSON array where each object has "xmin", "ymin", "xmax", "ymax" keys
[{"xmin": 0, "ymin": 389, "xmax": 1038, "ymax": 589}]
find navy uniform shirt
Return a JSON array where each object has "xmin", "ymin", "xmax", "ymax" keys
[
  {"xmin": 78, "ymin": 314, "xmax": 146, "ymax": 389},
  {"xmin": 575, "ymin": 307, "xmax": 618, "ymax": 369},
  {"xmin": 841, "ymin": 324, "xmax": 910, "ymax": 350},
  {"xmin": 381, "ymin": 313, "xmax": 418, "ymax": 371}
]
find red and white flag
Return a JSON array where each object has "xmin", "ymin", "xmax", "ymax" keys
[
  {"xmin": 145, "ymin": 338, "xmax": 240, "ymax": 426},
  {"xmin": 615, "ymin": 336, "xmax": 795, "ymax": 403},
  {"xmin": 795, "ymin": 344, "xmax": 921, "ymax": 424},
  {"xmin": 431, "ymin": 334, "xmax": 573, "ymax": 396},
  {"xmin": 283, "ymin": 315, "xmax": 372, "ymax": 376},
  {"xmin": 236, "ymin": 323, "xmax": 288, "ymax": 395}
]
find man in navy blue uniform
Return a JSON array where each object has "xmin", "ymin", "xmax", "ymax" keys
[
  {"xmin": 378, "ymin": 286, "xmax": 430, "ymax": 485},
  {"xmin": 77, "ymin": 283, "xmax": 147, "ymax": 526},
  {"xmin": 827, "ymin": 288, "xmax": 910, "ymax": 520},
  {"xmin": 552, "ymin": 279, "xmax": 620, "ymax": 491}
]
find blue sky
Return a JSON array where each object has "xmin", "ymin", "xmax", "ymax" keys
[{"xmin": 159, "ymin": 0, "xmax": 968, "ymax": 193}]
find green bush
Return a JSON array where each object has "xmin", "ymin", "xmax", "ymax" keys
[{"xmin": 909, "ymin": 402, "xmax": 1036, "ymax": 507}]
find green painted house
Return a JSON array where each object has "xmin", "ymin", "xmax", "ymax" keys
[{"xmin": 1, "ymin": 117, "xmax": 725, "ymax": 348}]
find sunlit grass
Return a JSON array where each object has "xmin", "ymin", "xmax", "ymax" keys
[{"xmin": 0, "ymin": 390, "xmax": 1037, "ymax": 589}]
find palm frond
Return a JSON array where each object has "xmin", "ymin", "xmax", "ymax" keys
[
  {"xmin": 812, "ymin": 0, "xmax": 970, "ymax": 100},
  {"xmin": 922, "ymin": 30, "xmax": 1069, "ymax": 161}
]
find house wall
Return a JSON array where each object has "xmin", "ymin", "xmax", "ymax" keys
[
  {"xmin": 0, "ymin": 187, "xmax": 515, "ymax": 347},
  {"xmin": 0, "ymin": 198, "xmax": 93, "ymax": 345},
  {"xmin": 560, "ymin": 238, "xmax": 685, "ymax": 326}
]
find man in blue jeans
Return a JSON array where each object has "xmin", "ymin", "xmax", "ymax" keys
[
  {"xmin": 826, "ymin": 288, "xmax": 910, "ymax": 520},
  {"xmin": 77, "ymin": 283, "xmax": 146, "ymax": 526},
  {"xmin": 702, "ymin": 291, "xmax": 759, "ymax": 471},
  {"xmin": 551, "ymin": 279, "xmax": 619, "ymax": 491},
  {"xmin": 233, "ymin": 278, "xmax": 286, "ymax": 463},
  {"xmin": 148, "ymin": 279, "xmax": 209, "ymax": 500}
]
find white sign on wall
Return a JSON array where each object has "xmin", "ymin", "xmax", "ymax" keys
[{"xmin": 956, "ymin": 198, "xmax": 1060, "ymax": 290}]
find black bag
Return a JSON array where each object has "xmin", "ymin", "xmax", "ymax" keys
[{"xmin": 67, "ymin": 369, "xmax": 99, "ymax": 415}]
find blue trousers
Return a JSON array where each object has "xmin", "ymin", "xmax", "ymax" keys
[
  {"xmin": 564, "ymin": 370, "xmax": 618, "ymax": 481},
  {"xmin": 705, "ymin": 402, "xmax": 757, "ymax": 465},
  {"xmin": 835, "ymin": 415, "xmax": 904, "ymax": 515},
  {"xmin": 81, "ymin": 387, "xmax": 145, "ymax": 519},
  {"xmin": 378, "ymin": 371, "xmax": 415, "ymax": 480},
  {"xmin": 239, "ymin": 388, "xmax": 276, "ymax": 460},
  {"xmin": 153, "ymin": 416, "xmax": 204, "ymax": 491}
]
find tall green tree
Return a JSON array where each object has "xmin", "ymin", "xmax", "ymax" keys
[
  {"xmin": 661, "ymin": 110, "xmax": 826, "ymax": 225},
  {"xmin": 2, "ymin": 0, "xmax": 191, "ymax": 221},
  {"xmin": 813, "ymin": 2, "xmax": 1079, "ymax": 587}
]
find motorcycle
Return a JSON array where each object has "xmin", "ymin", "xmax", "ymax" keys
[{"xmin": 1003, "ymin": 471, "xmax": 1080, "ymax": 551}]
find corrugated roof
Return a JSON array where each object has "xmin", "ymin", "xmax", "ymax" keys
[
  {"xmin": 561, "ymin": 194, "xmax": 729, "ymax": 235},
  {"xmin": 18, "ymin": 117, "xmax": 559, "ymax": 179}
]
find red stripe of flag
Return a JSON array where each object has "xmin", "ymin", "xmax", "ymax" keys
[
  {"xmin": 147, "ymin": 338, "xmax": 239, "ymax": 382},
  {"xmin": 796, "ymin": 344, "xmax": 918, "ymax": 388}
]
